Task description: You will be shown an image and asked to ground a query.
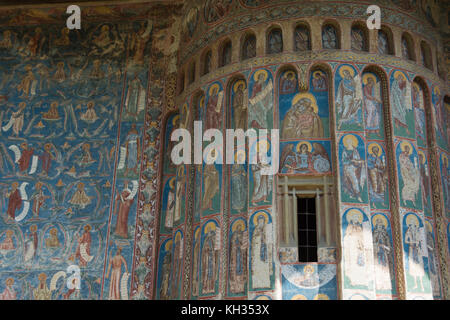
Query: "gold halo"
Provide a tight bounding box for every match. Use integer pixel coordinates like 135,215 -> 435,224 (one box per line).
175,231 -> 182,242
233,80 -> 246,93
313,71 -> 323,79
168,177 -> 175,189
165,239 -> 173,251
418,150 -> 426,164
303,264 -> 315,274
362,73 -> 377,85
206,149 -> 219,163
172,115 -> 180,126
406,213 -> 419,227
400,141 -> 413,156
255,295 -> 270,300
394,70 -> 406,81
338,65 -> 355,78
346,209 -> 363,224
30,225 -> 37,232
372,214 -> 388,228
291,92 -> 319,113
253,211 -> 269,226
5,230 -> 13,237
291,294 -> 308,300
313,294 -> 330,300
424,220 -> 432,233
284,71 -> 296,79
433,86 -> 440,96
204,221 -> 217,234
296,141 -> 312,153
368,142 -> 382,156
253,69 -> 268,82
231,219 -> 245,232
209,83 -> 220,96
342,134 -> 358,149
234,149 -> 246,162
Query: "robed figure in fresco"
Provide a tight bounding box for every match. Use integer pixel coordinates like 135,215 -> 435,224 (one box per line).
367,144 -> 387,203
69,182 -> 91,209
363,75 -> 381,134
6,182 -> 21,220
201,228 -> 218,294
0,278 -> 16,300
231,152 -> 247,211
404,216 -> 425,291
159,247 -> 172,300
3,102 -> 27,137
399,144 -> 420,206
106,247 -> 128,300
281,95 -> 323,139
202,164 -> 219,211
251,162 -> 273,204
391,72 -> 412,134
205,86 -> 223,130
174,167 -> 186,222
114,187 -> 134,238
249,71 -> 273,129
125,75 -> 146,118
372,216 -> 393,291
170,235 -> 182,299
123,124 -> 140,176
251,215 -> 272,289
233,82 -> 248,130
229,223 -> 247,294
336,67 -> 363,129
75,224 -> 92,267
343,211 -> 369,287
342,136 -> 366,202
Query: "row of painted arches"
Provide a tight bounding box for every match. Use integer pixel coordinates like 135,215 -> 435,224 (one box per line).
179,21 -> 435,94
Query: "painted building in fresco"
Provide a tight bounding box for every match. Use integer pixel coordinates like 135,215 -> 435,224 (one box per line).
0,0 -> 448,300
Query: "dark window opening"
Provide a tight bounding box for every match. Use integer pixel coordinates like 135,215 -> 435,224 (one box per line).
297,197 -> 318,262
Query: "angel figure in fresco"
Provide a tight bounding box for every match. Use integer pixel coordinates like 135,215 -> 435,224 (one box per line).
336,67 -> 363,129
201,228 -> 218,294
251,214 -> 272,289
342,135 -> 366,202
233,81 -> 248,130
229,223 -> 247,294
372,216 -> 393,291
367,144 -> 387,203
106,247 -> 128,300
73,224 -> 92,267
205,85 -> 223,130
114,186 -> 135,238
399,143 -> 420,206
404,215 -> 425,291
2,102 -> 27,137
391,72 -> 412,134
363,74 -> 381,135
249,70 -> 273,129
0,278 -> 16,300
343,210 -> 369,287
69,182 -> 91,209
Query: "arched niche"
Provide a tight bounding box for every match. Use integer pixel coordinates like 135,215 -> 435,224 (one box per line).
351,21 -> 369,52
241,31 -> 257,61
266,26 -> 283,54
293,22 -> 311,52
321,20 -> 341,50
401,32 -> 416,61
378,26 -> 394,55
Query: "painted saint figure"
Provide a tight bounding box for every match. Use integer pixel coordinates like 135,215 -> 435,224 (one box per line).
202,164 -> 219,211
367,144 -> 387,204
336,67 -> 363,129
123,124 -> 140,176
281,95 -> 323,139
106,247 -> 128,300
342,135 -> 366,202
6,182 -> 21,220
399,143 -> 420,206
372,216 -> 393,291
231,151 -> 247,211
233,82 -> 247,130
18,142 -> 34,175
251,214 -> 272,289
205,85 -> 223,130
0,278 -> 16,300
404,216 -> 425,291
30,181 -> 48,218
201,228 -> 218,294
363,74 -> 381,134
69,182 -> 91,209
3,102 -> 27,137
74,224 -> 92,267
114,187 -> 134,238
391,72 -> 412,134
229,223 -> 247,294
249,70 -> 273,129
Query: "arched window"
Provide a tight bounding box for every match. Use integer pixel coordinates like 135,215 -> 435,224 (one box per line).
267,27 -> 283,54
189,62 -> 196,84
420,41 -> 433,70
401,33 -> 415,61
351,23 -> 368,51
241,33 -> 256,60
378,27 -> 393,55
322,23 -> 339,49
202,50 -> 212,76
294,23 -> 311,51
220,40 -> 232,67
